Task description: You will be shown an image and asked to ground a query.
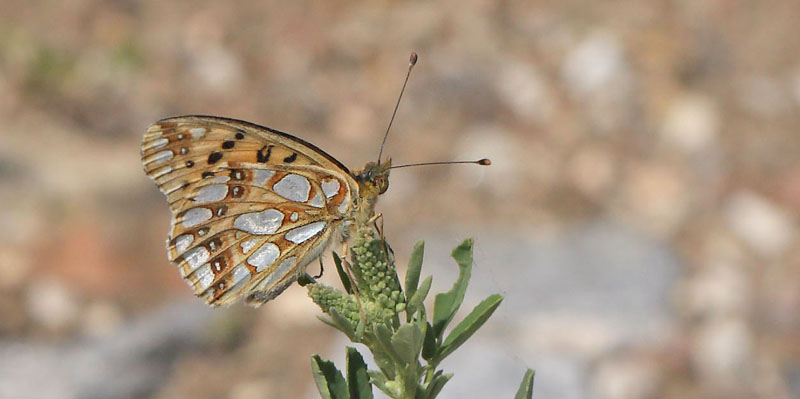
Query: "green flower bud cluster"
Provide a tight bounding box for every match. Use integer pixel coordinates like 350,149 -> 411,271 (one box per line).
350,227 -> 406,320
307,283 -> 361,327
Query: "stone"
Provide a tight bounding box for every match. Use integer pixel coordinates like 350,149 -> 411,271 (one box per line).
724,191 -> 794,257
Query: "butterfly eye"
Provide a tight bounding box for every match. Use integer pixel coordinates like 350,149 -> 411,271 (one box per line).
375,176 -> 389,194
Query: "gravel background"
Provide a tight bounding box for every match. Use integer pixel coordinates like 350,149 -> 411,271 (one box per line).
1,1 -> 799,398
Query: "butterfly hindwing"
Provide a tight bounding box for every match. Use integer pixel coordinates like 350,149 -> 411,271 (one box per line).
142,116 -> 357,306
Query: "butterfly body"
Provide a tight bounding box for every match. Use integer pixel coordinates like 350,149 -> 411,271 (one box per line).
142,115 -> 389,306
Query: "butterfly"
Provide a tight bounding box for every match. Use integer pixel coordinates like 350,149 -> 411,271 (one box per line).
141,53 -> 489,307
141,115 -> 393,307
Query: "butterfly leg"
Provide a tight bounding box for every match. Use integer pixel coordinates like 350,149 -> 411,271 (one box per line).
313,256 -> 325,279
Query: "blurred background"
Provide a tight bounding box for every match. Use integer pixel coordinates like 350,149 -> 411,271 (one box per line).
1,1 -> 799,398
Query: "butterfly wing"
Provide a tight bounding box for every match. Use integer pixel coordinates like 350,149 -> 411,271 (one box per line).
142,115 -> 358,306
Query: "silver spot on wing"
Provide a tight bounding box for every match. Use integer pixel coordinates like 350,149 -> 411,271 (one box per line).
273,174 -> 310,202
285,221 -> 326,244
247,243 -> 280,272
233,209 -> 284,235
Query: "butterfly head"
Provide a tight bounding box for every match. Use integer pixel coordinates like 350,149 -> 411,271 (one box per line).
354,159 -> 391,196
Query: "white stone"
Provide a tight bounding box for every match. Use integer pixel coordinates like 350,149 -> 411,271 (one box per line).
724,191 -> 793,257
285,221 -> 326,244
691,318 -> 753,388
26,278 -> 78,332
562,32 -> 627,98
592,356 -> 660,399
233,209 -> 284,235
661,93 -> 719,152
247,243 -> 280,272
273,174 -> 310,202
182,207 -> 212,228
497,61 -> 553,123
684,262 -> 750,318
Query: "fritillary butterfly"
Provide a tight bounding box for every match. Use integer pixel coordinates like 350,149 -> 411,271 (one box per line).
141,54 -> 488,307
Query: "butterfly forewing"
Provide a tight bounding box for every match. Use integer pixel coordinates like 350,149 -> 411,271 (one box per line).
142,116 -> 357,306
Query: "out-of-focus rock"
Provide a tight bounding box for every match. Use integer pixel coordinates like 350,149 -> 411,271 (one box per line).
619,161 -> 690,237
682,262 -> 751,318
562,32 -> 628,99
736,76 -> 791,118
691,317 -> 754,391
26,278 -> 80,333
561,32 -> 634,132
0,301 -> 213,399
452,125 -> 530,197
496,60 -> 553,124
724,191 -> 794,257
81,301 -> 124,338
568,144 -> 616,199
592,354 -> 661,399
229,379 -> 274,399
0,248 -> 31,290
189,45 -> 244,93
661,93 -> 719,152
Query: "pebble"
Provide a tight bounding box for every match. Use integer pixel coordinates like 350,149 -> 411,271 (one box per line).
661,93 -> 719,152
592,354 -> 661,399
496,60 -> 553,124
724,191 -> 794,257
26,278 -> 79,333
691,317 -> 754,390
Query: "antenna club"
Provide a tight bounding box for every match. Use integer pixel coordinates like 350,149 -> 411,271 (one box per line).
478,158 -> 491,166
409,52 -> 418,67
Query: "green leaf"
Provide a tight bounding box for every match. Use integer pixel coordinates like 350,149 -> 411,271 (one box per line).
367,370 -> 393,397
329,308 -> 356,341
391,323 -> 423,366
297,273 -> 315,286
432,239 -> 474,339
405,241 -> 425,302
371,349 -> 396,380
346,347 -> 373,399
438,294 -> 503,360
406,276 -> 432,317
311,355 -> 349,399
421,321 -> 437,361
333,252 -> 353,294
514,369 -> 535,399
374,324 -> 401,364
424,373 -> 452,399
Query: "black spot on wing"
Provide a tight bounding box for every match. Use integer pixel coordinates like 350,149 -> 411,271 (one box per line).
283,153 -> 297,163
257,145 -> 272,163
208,152 -> 223,164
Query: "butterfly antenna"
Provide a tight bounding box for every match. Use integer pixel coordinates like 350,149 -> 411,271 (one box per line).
377,52 -> 418,165
390,158 -> 492,169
